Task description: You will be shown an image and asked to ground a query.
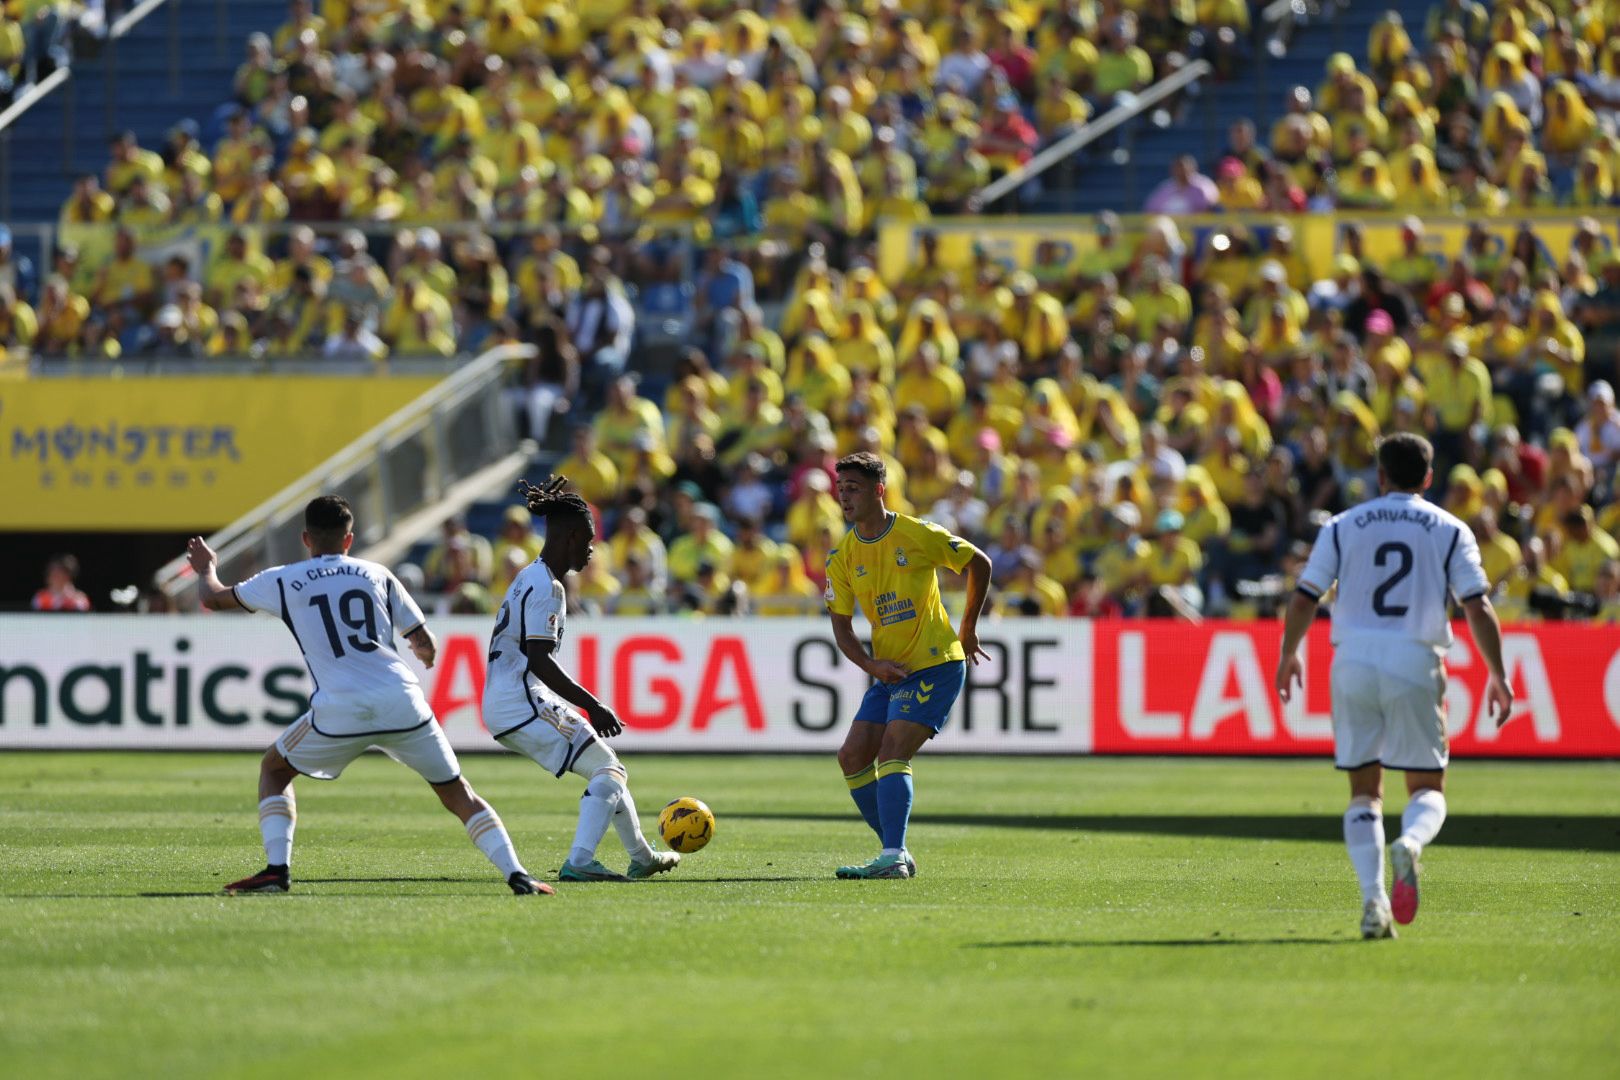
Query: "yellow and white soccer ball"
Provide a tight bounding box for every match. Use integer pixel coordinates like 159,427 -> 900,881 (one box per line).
659,797 -> 715,853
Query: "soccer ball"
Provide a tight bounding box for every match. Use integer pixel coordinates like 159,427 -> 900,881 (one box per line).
659,797 -> 715,853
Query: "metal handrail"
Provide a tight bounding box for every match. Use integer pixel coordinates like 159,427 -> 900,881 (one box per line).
152,341 -> 533,604
0,0 -> 174,135
970,60 -> 1213,211
0,67 -> 68,134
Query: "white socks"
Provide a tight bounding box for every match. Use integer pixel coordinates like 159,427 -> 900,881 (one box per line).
1343,796 -> 1386,904
569,770 -> 623,866
568,769 -> 655,865
465,809 -> 525,878
258,795 -> 294,867
1401,788 -> 1447,851
610,782 -> 655,864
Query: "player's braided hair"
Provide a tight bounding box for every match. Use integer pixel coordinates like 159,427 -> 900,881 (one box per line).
518,476 -> 592,529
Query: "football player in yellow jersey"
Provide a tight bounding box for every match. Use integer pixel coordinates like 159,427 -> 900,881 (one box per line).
825,453 -> 991,880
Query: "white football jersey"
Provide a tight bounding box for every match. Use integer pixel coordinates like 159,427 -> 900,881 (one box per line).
235,554 -> 432,736
483,558 -> 568,738
1298,492 -> 1490,653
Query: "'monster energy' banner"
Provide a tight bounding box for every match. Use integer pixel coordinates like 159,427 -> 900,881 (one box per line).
1,617 -> 1616,757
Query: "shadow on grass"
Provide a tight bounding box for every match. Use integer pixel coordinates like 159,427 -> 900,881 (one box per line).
968,937 -> 1352,948
727,812 -> 1620,852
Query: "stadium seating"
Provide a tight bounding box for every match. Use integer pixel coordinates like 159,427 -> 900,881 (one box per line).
1,0 -> 1617,622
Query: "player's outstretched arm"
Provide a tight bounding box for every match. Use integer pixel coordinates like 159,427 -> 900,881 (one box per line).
1274,590 -> 1319,703
1462,595 -> 1515,728
959,548 -> 993,664
525,640 -> 623,737
185,537 -> 244,612
831,612 -> 907,684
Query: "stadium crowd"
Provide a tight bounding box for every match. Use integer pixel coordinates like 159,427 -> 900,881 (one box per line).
3,0 -> 1619,623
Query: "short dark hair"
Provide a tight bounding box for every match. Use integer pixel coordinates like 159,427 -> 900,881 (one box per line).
1377,433 -> 1433,490
304,495 -> 355,541
835,452 -> 886,484
47,554 -> 80,580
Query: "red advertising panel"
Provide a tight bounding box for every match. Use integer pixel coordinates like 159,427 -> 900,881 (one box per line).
1090,620 -> 1620,758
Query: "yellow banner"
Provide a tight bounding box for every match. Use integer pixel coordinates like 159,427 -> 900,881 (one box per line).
878,212 -> 1609,287
1,375 -> 439,530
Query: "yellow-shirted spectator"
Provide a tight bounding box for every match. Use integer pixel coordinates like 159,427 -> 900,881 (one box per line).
1393,149 -> 1452,211
893,341 -> 966,429
104,131 -> 164,198
985,352 -> 1030,415
665,376 -> 722,456
786,470 -> 844,551
720,344 -> 784,418
785,333 -> 853,418
643,157 -> 715,233
727,519 -> 781,591
843,265 -> 898,330
60,174 -> 116,225
1554,508 -> 1620,593
1472,509 -> 1522,588
214,113 -> 268,204
1128,261 -> 1192,339
89,227 -> 155,312
204,229 -> 272,308
999,551 -> 1070,618
33,276 -> 89,356
1002,273 -> 1068,365
269,226 -> 332,295
1143,510 -> 1204,593
231,166 -> 290,224
593,376 -> 665,478
1425,337 -> 1492,434
394,230 -> 457,301
555,426 -> 621,509
667,507 -> 735,585
0,285 -> 38,353
753,551 -> 821,616
272,0 -> 325,55
1336,150 -> 1396,209
380,279 -> 455,357
833,303 -> 896,384
1214,157 -> 1266,209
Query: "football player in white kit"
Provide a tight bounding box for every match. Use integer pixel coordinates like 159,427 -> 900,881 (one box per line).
1276,434 -> 1514,939
187,495 -> 552,896
483,477 -> 679,883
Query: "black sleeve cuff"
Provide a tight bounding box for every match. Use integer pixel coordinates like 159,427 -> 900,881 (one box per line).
1295,585 -> 1323,601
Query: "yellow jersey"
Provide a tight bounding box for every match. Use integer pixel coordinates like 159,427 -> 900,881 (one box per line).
825,513 -> 977,672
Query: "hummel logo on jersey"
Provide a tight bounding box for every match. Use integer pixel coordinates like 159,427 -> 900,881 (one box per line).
916,679 -> 935,704
948,539 -> 961,551
895,548 -> 908,567
919,680 -> 935,693
855,565 -> 868,577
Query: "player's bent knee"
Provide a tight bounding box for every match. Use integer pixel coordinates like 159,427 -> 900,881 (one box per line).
836,744 -> 874,775
569,740 -> 622,782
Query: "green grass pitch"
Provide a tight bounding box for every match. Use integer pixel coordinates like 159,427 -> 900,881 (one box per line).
2,752 -> 1617,1079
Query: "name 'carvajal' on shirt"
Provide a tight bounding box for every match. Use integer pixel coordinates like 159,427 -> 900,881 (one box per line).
1350,508 -> 1438,531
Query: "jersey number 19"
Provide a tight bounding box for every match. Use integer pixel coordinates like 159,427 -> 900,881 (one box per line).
310,590 -> 380,657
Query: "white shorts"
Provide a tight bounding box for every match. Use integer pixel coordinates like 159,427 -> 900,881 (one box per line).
492,697 -> 602,778
1330,651 -> 1449,773
276,714 -> 461,785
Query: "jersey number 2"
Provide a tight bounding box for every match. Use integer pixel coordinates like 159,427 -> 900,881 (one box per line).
310,590 -> 380,657
1372,542 -> 1413,617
